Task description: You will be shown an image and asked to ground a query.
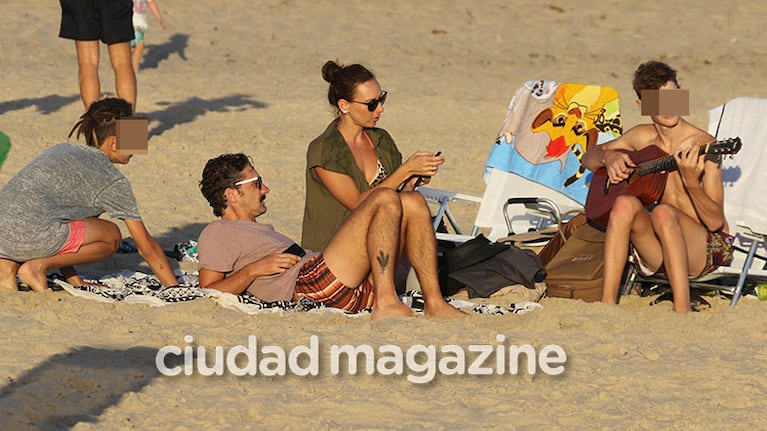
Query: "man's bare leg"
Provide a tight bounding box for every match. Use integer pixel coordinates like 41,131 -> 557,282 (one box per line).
107,42 -> 137,110
398,192 -> 465,318
75,41 -> 101,110
17,219 -> 121,292
0,259 -> 20,291
324,189 -> 414,320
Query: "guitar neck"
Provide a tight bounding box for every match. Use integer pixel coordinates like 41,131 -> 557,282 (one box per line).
637,142 -> 715,177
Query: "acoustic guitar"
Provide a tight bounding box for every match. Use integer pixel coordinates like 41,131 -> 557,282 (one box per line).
584,137 -> 742,228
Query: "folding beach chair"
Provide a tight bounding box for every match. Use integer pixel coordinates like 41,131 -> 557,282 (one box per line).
704,97 -> 767,305
620,97 -> 767,306
419,80 -> 623,245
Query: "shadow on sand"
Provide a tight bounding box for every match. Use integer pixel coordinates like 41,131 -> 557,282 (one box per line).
0,346 -> 176,431
146,94 -> 267,138
0,94 -> 81,116
0,92 -> 266,141
141,33 -> 190,70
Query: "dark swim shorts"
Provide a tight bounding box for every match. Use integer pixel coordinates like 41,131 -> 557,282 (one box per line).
59,0 -> 134,44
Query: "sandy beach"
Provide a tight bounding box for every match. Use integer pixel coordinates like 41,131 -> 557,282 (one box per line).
1,1 -> 766,429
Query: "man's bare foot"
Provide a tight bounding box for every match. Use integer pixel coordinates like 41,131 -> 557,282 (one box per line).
425,300 -> 468,319
17,260 -> 50,292
370,301 -> 415,321
0,259 -> 20,291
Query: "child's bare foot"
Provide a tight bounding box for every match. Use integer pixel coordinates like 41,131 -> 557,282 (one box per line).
371,301 -> 415,321
0,259 -> 20,291
17,260 -> 50,292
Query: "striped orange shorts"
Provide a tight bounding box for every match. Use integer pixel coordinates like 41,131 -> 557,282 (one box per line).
294,254 -> 375,312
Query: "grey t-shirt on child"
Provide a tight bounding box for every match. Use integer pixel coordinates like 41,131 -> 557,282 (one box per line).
0,143 -> 141,261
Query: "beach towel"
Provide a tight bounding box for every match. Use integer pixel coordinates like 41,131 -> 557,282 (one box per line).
485,80 -> 622,204
710,97 -> 767,235
51,271 -> 542,316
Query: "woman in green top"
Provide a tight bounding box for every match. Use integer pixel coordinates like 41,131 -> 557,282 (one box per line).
302,60 -> 444,251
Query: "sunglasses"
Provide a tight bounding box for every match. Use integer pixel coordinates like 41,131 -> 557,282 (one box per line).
351,91 -> 387,112
234,175 -> 262,189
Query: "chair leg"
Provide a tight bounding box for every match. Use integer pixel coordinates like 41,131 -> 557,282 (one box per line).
619,262 -> 638,298
730,240 -> 760,306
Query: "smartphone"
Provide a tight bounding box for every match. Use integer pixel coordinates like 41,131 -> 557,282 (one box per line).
283,243 -> 306,257
413,151 -> 442,189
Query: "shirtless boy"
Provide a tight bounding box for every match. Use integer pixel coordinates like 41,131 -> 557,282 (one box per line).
581,61 -> 732,313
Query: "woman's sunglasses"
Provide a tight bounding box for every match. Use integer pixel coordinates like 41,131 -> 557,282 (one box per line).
351,91 -> 387,112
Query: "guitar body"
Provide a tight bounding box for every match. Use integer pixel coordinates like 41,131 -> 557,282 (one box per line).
585,145 -> 670,228
584,137 -> 741,228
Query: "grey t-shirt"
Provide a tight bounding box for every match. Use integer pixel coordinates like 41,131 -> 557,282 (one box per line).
0,143 -> 141,261
197,219 -> 319,302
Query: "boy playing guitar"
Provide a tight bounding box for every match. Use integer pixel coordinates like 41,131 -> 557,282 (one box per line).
580,61 -> 733,313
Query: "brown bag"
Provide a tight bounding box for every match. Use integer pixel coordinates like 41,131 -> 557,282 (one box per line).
539,214 -> 606,302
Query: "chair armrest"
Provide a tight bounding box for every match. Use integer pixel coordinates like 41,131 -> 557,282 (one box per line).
417,187 -> 482,205
737,221 -> 767,238
417,187 -> 482,234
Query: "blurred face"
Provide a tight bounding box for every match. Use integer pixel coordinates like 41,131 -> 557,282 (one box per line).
346,79 -> 386,128
645,80 -> 682,128
232,165 -> 270,219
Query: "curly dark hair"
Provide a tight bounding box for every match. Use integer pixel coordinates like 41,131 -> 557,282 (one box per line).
68,98 -> 133,147
200,153 -> 253,217
632,61 -> 679,99
322,60 -> 376,113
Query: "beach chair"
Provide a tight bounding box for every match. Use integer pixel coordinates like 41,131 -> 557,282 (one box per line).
419,80 -> 622,246
621,97 -> 767,306
704,97 -> 767,305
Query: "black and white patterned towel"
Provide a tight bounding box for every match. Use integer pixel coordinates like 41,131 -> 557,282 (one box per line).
56,271 -> 541,316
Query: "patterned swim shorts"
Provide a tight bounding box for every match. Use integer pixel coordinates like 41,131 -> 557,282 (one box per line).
633,230 -> 734,277
699,230 -> 734,276
294,254 -> 375,312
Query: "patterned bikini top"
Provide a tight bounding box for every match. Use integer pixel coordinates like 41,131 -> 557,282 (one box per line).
368,159 -> 388,187
362,131 -> 388,187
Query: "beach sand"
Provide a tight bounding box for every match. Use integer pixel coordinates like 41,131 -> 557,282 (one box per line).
1,1 -> 766,429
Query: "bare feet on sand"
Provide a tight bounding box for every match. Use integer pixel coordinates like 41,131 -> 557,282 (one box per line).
371,301 -> 415,321
425,301 -> 468,319
16,260 -> 50,292
371,300 -> 467,320
0,259 -> 20,291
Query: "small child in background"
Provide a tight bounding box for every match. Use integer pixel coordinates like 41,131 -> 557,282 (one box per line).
131,0 -> 167,73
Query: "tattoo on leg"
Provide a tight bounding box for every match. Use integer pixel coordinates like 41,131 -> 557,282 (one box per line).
376,251 -> 390,273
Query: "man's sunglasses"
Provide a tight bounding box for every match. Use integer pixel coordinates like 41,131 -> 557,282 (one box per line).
351,91 -> 387,112
234,175 -> 262,189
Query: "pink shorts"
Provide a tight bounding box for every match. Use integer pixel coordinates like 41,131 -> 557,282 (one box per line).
56,220 -> 85,255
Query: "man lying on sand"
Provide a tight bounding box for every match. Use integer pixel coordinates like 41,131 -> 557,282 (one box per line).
0,98 -> 179,292
197,153 -> 464,320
